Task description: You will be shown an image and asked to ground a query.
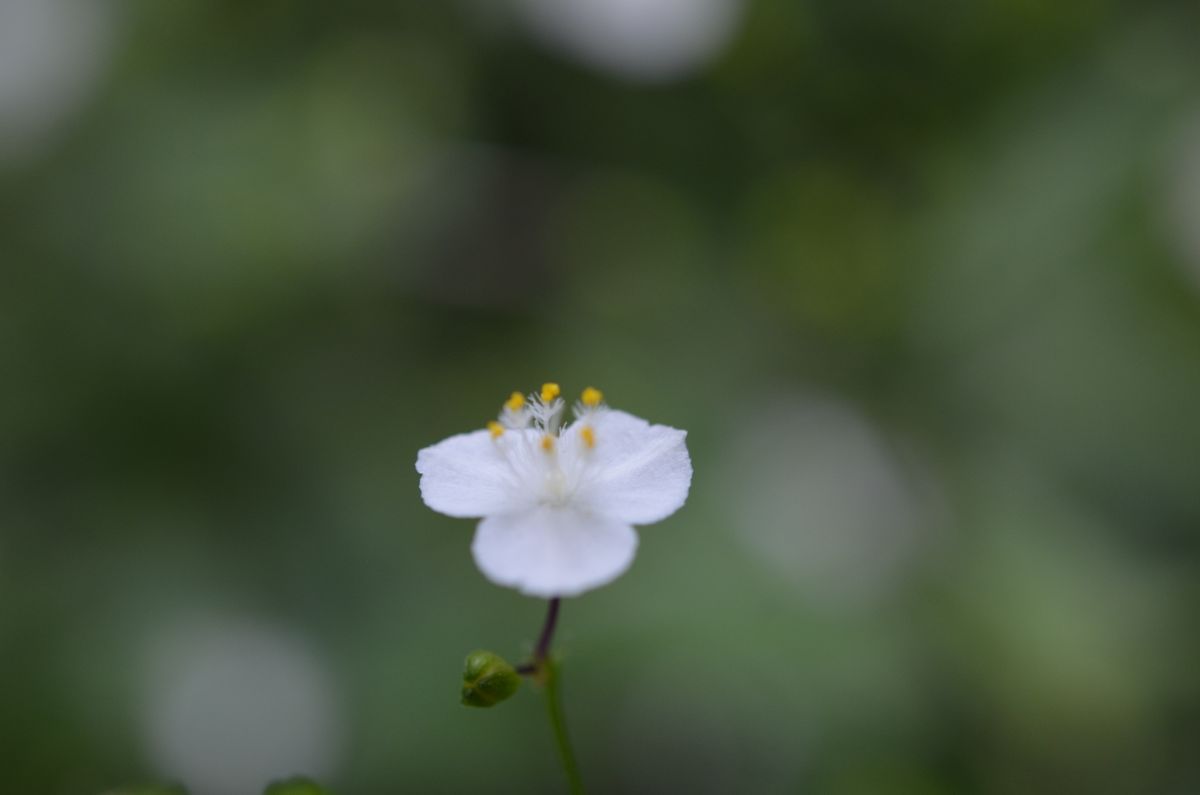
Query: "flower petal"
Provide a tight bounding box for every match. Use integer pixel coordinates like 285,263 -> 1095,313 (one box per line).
416,430 -> 531,518
471,508 -> 638,597
572,410 -> 692,524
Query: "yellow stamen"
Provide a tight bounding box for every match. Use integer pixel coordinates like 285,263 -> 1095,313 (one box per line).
580,425 -> 596,449
540,382 -> 561,402
504,391 -> 525,412
487,420 -> 504,438
581,386 -> 603,407
540,434 -> 555,452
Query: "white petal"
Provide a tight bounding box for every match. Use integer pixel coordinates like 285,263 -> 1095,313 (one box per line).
471,508 -> 638,597
571,410 -> 692,524
416,430 -> 530,518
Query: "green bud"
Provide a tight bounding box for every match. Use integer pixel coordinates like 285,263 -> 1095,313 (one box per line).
461,649 -> 521,708
263,776 -> 331,795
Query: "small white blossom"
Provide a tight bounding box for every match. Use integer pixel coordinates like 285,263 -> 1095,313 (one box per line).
417,384 -> 692,597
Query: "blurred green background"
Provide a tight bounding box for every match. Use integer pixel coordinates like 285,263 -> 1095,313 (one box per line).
3,0 -> 1200,793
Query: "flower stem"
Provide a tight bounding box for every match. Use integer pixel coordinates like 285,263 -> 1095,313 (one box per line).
543,655 -> 585,795
534,596 -> 561,662
522,598 -> 585,794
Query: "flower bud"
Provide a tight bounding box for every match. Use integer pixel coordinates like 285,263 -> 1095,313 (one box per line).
461,649 -> 521,708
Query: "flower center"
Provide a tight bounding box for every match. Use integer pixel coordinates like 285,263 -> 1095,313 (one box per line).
542,469 -> 571,506
486,383 -> 608,510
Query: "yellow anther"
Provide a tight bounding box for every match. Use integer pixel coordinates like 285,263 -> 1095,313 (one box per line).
540,434 -> 556,452
580,425 -> 596,449
540,382 -> 561,402
581,386 -> 603,407
504,391 -> 525,412
487,420 -> 504,438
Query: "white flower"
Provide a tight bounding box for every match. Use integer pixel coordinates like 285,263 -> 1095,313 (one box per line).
416,384 -> 692,598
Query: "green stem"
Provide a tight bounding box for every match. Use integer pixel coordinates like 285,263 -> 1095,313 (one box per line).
542,656 -> 585,795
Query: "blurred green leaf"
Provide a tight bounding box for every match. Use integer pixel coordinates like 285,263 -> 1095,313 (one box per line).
263,776 -> 331,795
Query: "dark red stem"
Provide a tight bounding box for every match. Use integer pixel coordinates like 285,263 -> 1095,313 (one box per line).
535,597 -> 561,662
517,597 -> 561,675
